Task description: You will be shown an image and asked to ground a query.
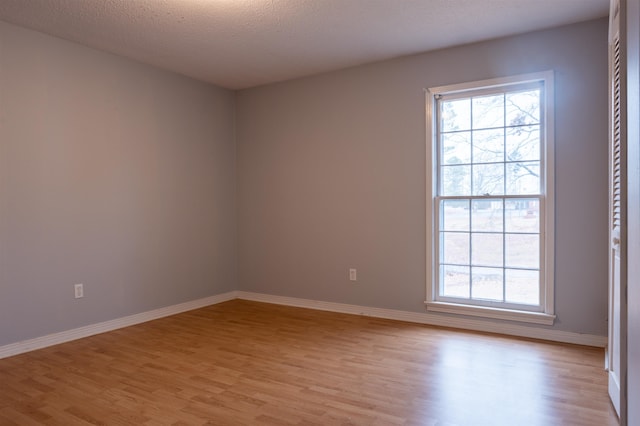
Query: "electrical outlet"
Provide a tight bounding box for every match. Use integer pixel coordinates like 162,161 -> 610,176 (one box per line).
74,283 -> 84,299
349,268 -> 357,281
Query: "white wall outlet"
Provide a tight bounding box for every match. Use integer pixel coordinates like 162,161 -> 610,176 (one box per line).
349,268 -> 357,281
74,283 -> 84,299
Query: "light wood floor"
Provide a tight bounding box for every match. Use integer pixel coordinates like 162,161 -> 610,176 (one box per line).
0,300 -> 618,425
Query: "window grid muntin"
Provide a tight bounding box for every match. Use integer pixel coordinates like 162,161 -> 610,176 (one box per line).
435,81 -> 544,312
436,196 -> 543,310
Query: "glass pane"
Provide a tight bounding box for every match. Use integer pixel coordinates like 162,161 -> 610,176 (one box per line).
442,165 -> 471,196
505,234 -> 539,269
472,94 -> 504,129
442,232 -> 470,265
442,132 -> 471,164
441,199 -> 470,231
506,125 -> 540,162
472,267 -> 503,301
473,163 -> 504,195
505,269 -> 539,305
506,162 -> 540,195
473,129 -> 504,163
472,199 -> 503,232
441,99 -> 471,132
471,233 -> 503,267
441,265 -> 470,298
506,89 -> 540,126
505,199 -> 539,233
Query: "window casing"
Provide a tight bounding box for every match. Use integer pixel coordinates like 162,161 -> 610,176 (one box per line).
426,72 -> 555,325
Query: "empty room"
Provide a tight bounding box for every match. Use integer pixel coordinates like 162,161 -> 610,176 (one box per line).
0,0 -> 638,425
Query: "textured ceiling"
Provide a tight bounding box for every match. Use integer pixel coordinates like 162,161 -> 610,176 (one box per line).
0,0 -> 609,90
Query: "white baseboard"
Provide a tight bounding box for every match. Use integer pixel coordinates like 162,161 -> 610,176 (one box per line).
0,291 -> 237,359
235,291 -> 607,347
0,290 -> 606,359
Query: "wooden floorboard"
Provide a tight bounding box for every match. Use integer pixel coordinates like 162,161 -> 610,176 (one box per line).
0,300 -> 618,425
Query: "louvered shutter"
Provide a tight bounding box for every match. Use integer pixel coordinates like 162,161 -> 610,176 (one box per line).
612,35 -> 622,230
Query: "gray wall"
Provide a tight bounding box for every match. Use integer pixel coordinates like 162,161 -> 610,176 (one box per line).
236,19 -> 610,336
0,17 -> 610,347
0,21 -> 237,346
626,0 -> 639,422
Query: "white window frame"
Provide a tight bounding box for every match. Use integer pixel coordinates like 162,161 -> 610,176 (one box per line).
425,71 -> 556,326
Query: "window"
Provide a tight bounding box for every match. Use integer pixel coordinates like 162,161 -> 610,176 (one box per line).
426,72 -> 555,325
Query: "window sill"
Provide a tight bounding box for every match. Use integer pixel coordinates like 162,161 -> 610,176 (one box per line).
424,301 -> 556,326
